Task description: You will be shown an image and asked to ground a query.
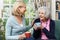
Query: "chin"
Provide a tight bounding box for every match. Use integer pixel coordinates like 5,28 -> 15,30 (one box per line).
40,18 -> 43,20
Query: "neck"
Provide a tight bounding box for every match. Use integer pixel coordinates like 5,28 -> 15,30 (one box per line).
41,18 -> 49,22
15,16 -> 22,20
42,19 -> 47,22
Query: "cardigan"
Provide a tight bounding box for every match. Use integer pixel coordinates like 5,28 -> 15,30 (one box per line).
33,18 -> 56,40
5,16 -> 32,40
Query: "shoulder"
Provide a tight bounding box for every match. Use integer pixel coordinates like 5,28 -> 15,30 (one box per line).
50,19 -> 55,24
34,18 -> 40,23
50,19 -> 55,27
6,16 -> 15,24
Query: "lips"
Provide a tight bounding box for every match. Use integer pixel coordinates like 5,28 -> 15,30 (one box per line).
40,16 -> 43,18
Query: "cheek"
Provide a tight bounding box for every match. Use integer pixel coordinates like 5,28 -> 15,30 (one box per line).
21,9 -> 26,12
19,8 -> 23,11
40,15 -> 45,20
20,8 -> 23,11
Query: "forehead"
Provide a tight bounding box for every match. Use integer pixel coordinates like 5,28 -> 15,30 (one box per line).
39,9 -> 46,13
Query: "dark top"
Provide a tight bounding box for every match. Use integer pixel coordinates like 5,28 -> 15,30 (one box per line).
33,18 -> 56,40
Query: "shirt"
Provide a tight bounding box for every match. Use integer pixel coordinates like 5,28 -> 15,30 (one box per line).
41,19 -> 50,39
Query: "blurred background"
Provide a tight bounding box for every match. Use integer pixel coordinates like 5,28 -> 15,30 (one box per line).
0,0 -> 60,40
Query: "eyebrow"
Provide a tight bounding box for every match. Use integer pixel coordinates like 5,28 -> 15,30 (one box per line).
19,6 -> 26,8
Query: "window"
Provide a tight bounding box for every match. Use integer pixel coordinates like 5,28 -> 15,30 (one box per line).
56,1 -> 60,20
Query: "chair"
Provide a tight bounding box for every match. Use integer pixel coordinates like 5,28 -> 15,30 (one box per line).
55,20 -> 60,40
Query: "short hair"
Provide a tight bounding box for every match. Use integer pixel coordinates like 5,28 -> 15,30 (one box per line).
38,6 -> 51,19
12,1 -> 26,16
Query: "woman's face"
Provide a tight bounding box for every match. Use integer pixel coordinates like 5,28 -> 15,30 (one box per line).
17,3 -> 26,15
39,10 -> 46,21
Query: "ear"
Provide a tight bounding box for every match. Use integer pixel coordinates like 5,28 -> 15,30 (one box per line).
16,8 -> 20,14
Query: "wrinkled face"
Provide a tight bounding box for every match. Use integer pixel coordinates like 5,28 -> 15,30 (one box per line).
39,10 -> 46,21
17,3 -> 26,16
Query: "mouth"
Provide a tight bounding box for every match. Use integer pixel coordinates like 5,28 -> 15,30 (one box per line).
40,16 -> 43,18
23,11 -> 26,13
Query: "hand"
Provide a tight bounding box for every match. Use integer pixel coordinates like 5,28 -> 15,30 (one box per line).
39,25 -> 44,30
25,32 -> 30,33
33,24 -> 38,30
31,20 -> 34,26
19,33 -> 26,40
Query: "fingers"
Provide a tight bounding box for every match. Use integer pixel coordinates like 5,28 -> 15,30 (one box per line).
31,20 -> 34,26
19,35 -> 23,40
39,25 -> 44,30
33,24 -> 37,30
19,33 -> 26,40
22,33 -> 26,38
33,24 -> 44,30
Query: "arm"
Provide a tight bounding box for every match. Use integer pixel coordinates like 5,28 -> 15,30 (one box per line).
25,19 -> 37,34
25,25 -> 32,31
42,21 -> 56,39
33,28 -> 41,39
32,19 -> 41,39
5,19 -> 20,40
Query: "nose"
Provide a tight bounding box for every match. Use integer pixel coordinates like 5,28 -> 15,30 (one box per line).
39,13 -> 41,16
23,7 -> 26,11
24,8 -> 26,11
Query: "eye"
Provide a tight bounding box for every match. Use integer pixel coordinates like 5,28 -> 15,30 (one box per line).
41,13 -> 44,14
19,6 -> 23,8
18,6 -> 26,8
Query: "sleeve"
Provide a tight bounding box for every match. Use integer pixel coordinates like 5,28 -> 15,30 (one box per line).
26,25 -> 33,35
5,19 -> 20,40
24,18 -> 40,31
24,18 -> 33,32
33,18 -> 41,39
25,25 -> 32,31
42,21 -> 56,39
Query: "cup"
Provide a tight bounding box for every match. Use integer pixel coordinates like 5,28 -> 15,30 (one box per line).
35,22 -> 41,27
25,32 -> 31,38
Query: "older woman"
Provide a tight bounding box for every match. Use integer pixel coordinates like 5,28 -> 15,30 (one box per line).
5,1 -> 32,40
33,6 -> 56,40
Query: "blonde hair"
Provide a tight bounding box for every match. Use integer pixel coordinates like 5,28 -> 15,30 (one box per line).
12,1 -> 26,16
